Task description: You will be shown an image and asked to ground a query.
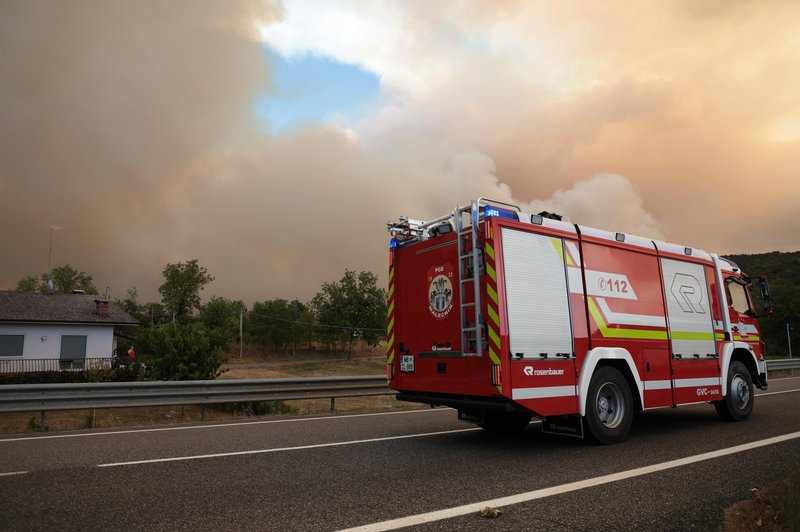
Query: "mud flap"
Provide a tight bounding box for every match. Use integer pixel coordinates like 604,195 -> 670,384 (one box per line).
458,409 -> 484,424
542,415 -> 584,438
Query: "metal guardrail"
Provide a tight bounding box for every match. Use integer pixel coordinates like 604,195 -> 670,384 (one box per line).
0,375 -> 391,414
1,360 -> 794,431
767,358 -> 800,371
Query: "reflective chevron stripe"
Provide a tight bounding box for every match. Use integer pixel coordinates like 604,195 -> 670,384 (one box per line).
386,264 -> 396,383
485,242 -> 502,393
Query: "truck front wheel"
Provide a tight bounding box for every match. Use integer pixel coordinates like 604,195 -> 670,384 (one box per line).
714,361 -> 754,421
584,366 -> 633,444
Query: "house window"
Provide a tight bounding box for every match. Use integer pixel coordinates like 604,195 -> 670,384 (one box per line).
0,335 -> 24,357
60,335 -> 87,370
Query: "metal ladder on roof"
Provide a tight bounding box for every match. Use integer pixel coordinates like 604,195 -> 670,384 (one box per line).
456,201 -> 484,356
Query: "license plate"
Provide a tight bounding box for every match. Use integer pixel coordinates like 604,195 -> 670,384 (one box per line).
400,355 -> 415,372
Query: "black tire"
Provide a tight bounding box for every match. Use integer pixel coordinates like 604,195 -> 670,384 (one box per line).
479,411 -> 532,433
714,361 -> 754,421
584,366 -> 634,445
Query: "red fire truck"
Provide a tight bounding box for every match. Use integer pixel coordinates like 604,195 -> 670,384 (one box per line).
386,199 -> 773,444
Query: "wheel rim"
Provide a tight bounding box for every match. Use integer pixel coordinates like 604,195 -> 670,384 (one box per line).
595,382 -> 625,428
730,374 -> 751,411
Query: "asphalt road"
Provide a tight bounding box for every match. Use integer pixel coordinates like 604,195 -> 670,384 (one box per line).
1,377 -> 799,531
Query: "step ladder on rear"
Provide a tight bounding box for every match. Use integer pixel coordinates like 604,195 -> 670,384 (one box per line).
454,199 -> 521,357
455,202 -> 483,356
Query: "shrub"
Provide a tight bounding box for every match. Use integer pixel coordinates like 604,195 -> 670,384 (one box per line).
139,322 -> 225,380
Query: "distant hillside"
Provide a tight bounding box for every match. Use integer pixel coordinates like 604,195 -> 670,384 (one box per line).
725,251 -> 800,357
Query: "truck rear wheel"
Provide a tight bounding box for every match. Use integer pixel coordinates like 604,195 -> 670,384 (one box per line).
584,366 -> 633,444
714,361 -> 754,421
479,411 -> 532,433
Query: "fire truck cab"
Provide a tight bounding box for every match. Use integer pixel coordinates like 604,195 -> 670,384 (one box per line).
386,199 -> 772,444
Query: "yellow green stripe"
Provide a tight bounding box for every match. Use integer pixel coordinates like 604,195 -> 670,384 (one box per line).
387,300 -> 394,316
487,263 -> 496,282
387,351 -> 394,364
587,298 -> 668,340
670,331 -> 715,341
387,316 -> 394,334
488,326 -> 501,349
488,347 -> 501,366
487,304 -> 499,327
388,284 -> 394,299
387,334 -> 394,351
487,284 -> 498,305
388,267 -> 394,282
712,332 -> 761,342
485,242 -> 495,261
551,238 -> 565,263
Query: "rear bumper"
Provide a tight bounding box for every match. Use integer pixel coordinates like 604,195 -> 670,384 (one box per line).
396,390 -> 530,414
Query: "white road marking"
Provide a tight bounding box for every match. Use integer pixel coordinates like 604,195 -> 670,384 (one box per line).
758,388 -> 800,397
0,471 -> 27,477
340,431 -> 800,532
97,428 -> 480,468
0,408 -> 448,443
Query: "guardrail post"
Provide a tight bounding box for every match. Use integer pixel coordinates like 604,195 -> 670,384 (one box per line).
201,404 -> 206,420
330,398 -> 335,412
39,411 -> 46,432
91,409 -> 96,428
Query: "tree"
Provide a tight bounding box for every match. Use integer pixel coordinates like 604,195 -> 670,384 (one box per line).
48,265 -> 99,294
311,270 -> 387,359
115,287 -> 149,324
158,259 -> 214,321
728,251 -> 800,356
16,276 -> 39,292
143,302 -> 169,326
250,299 -> 294,352
138,322 -> 225,380
15,264 -> 98,294
199,296 -> 245,348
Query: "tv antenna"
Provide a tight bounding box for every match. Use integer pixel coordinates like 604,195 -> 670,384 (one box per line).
48,225 -> 64,273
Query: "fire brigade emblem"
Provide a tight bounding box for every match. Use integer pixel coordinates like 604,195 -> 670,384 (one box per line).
427,263 -> 454,320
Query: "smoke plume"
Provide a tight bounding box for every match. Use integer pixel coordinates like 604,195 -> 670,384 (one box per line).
2,0 -> 798,307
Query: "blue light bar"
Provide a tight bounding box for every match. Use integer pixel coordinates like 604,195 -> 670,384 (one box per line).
483,206 -> 518,221
389,238 -> 401,249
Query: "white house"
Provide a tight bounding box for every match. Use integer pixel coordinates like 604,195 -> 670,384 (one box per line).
0,291 -> 138,372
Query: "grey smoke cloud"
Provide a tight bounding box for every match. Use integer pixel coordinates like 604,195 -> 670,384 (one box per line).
0,1 -> 275,301
2,1 -> 797,307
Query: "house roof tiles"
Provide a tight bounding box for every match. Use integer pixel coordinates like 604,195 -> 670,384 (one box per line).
0,291 -> 139,325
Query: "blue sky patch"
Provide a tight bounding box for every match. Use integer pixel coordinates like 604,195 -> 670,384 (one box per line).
256,47 -> 381,132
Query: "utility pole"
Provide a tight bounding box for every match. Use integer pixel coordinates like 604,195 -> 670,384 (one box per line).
292,298 -> 298,356
788,323 -> 793,358
239,306 -> 244,359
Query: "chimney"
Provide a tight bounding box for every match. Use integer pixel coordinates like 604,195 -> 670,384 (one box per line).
95,300 -> 109,318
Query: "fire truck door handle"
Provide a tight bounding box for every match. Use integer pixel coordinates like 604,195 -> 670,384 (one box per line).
732,326 -> 739,332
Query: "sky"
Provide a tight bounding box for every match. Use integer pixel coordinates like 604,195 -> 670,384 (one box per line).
1,0 -> 798,306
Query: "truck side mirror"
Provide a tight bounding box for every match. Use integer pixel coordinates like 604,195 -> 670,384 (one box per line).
759,277 -> 773,315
